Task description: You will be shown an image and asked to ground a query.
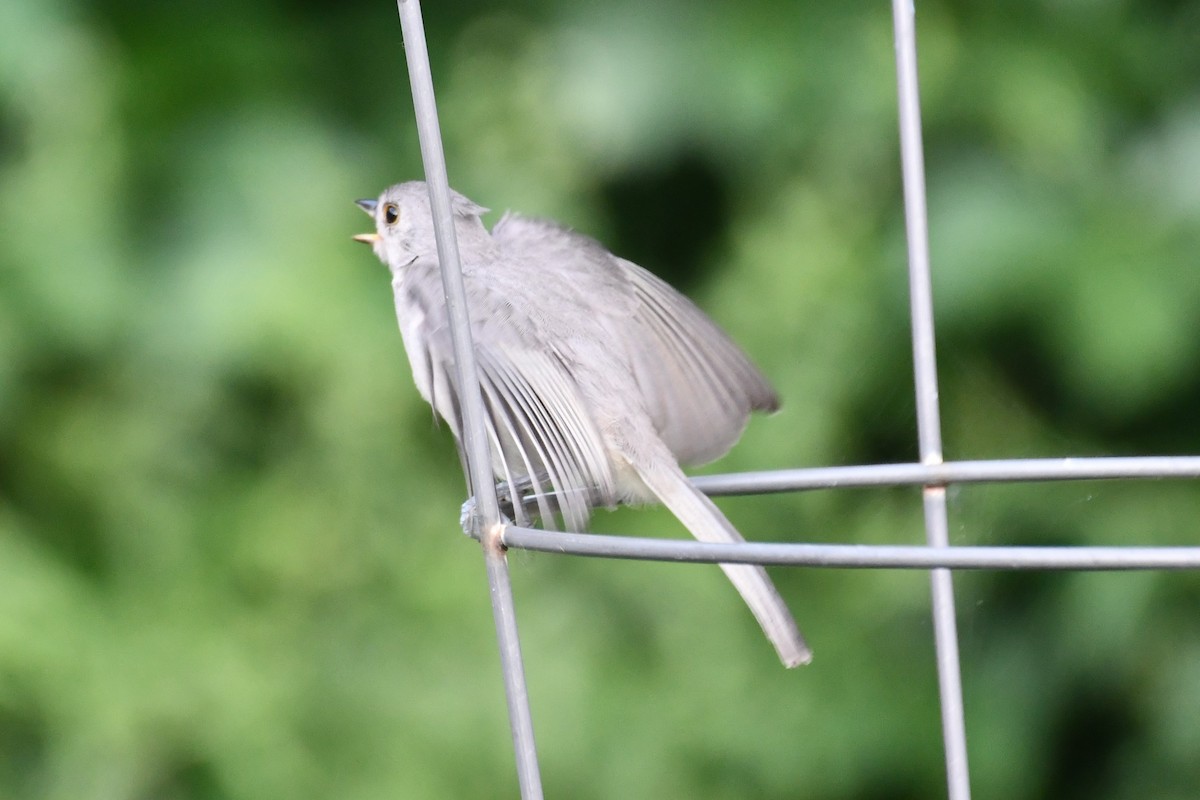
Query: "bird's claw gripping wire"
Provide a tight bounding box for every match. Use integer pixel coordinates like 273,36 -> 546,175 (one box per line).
460,475 -> 563,537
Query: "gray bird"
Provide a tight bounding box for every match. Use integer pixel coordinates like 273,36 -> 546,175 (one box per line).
354,181 -> 810,668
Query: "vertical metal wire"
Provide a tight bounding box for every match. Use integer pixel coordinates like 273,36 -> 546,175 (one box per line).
483,535 -> 545,800
394,0 -> 497,523
394,2 -> 544,797
890,1 -> 972,798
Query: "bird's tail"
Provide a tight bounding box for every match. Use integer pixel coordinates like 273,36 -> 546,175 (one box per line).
634,461 -> 812,668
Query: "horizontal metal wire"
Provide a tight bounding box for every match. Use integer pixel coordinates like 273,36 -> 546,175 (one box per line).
692,456 -> 1200,496
468,456 -> 1200,570
471,456 -> 1200,522
496,526 -> 1200,570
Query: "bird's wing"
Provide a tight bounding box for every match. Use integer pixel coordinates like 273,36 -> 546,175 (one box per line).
617,258 -> 778,465
493,213 -> 779,467
397,257 -> 617,532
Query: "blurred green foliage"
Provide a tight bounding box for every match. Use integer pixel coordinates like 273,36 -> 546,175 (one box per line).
2,0 -> 1199,797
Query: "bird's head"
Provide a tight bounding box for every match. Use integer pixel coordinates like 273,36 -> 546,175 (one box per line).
353,181 -> 488,272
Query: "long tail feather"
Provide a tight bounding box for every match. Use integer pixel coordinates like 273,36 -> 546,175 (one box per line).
634,462 -> 812,668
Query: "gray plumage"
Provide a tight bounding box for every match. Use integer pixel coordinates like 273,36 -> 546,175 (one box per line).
355,181 -> 811,667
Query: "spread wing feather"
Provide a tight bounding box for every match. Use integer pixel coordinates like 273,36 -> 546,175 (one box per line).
494,213 -> 779,466
401,261 -> 616,530
619,259 -> 779,465
477,348 -> 603,531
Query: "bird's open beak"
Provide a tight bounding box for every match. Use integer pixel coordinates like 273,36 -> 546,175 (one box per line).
353,198 -> 380,243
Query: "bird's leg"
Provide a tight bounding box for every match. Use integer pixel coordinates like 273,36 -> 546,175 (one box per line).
460,473 -> 567,534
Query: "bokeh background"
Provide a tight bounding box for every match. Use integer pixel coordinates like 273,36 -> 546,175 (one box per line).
3,0 -> 1200,797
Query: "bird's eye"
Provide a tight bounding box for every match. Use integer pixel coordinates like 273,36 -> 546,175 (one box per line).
384,203 -> 400,225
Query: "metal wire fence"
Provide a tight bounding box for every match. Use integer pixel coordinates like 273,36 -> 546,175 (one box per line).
392,1 -> 1200,798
